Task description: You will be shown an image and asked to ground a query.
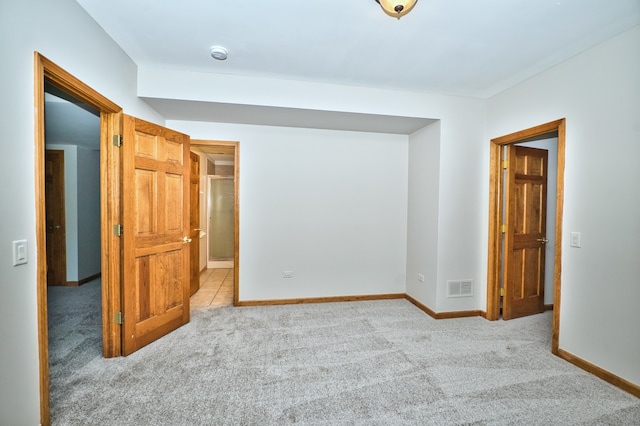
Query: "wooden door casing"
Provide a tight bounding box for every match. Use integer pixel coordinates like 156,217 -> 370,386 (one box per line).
189,151 -> 200,296
45,150 -> 67,286
503,145 -> 548,320
122,115 -> 191,355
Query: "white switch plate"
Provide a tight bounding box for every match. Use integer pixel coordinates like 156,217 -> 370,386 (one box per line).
418,273 -> 425,283
13,240 -> 28,266
283,270 -> 293,278
570,232 -> 581,248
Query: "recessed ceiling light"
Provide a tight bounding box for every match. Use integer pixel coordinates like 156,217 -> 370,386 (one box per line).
210,46 -> 228,61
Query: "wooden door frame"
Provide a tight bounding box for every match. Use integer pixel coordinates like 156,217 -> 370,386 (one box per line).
189,151 -> 201,296
35,52 -> 122,425
485,118 -> 565,354
191,140 -> 240,305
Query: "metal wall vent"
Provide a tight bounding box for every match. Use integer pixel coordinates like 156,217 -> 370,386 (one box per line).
447,280 -> 473,298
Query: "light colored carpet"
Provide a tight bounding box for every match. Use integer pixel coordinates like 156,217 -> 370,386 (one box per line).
48,279 -> 640,425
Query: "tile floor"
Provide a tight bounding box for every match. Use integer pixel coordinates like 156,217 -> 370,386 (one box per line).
190,268 -> 234,307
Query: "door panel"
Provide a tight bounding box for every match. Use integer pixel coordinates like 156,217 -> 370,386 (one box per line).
45,150 -> 67,286
122,115 -> 190,355
189,152 -> 200,296
503,145 -> 548,320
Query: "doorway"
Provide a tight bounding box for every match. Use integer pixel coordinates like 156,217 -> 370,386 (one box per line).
486,119 -> 566,354
35,53 -> 123,425
190,140 -> 240,306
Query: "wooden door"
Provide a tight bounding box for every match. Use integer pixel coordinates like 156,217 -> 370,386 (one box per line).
45,150 -> 67,286
503,145 -> 548,320
122,115 -> 191,355
189,151 -> 201,296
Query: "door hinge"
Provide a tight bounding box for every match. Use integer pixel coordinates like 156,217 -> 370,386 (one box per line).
113,134 -> 123,147
113,224 -> 123,237
500,224 -> 507,233
502,160 -> 508,169
115,312 -> 124,325
499,288 -> 505,297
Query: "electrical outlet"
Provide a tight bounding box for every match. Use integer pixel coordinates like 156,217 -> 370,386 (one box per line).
418,273 -> 425,283
283,270 -> 293,278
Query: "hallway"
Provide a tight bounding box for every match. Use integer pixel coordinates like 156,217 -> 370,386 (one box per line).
190,268 -> 234,307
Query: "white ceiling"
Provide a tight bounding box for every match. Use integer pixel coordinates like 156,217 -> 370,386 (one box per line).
73,0 -> 640,133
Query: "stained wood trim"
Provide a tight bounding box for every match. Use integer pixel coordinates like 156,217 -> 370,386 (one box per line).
404,294 -> 485,319
101,112 -> 123,359
556,349 -> 640,398
191,140 -> 240,306
34,52 -> 50,426
485,140 -> 503,321
485,118 -> 565,357
544,304 -> 554,311
552,119 -> 566,355
35,52 -> 123,426
62,272 -> 101,287
490,119 -> 564,145
39,54 -> 120,113
237,293 -> 405,307
79,272 -> 102,286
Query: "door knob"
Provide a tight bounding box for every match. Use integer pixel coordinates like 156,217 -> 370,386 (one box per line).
182,236 -> 192,244
536,238 -> 549,244
193,228 -> 203,232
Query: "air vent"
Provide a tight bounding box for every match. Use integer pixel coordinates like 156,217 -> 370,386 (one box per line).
447,280 -> 473,298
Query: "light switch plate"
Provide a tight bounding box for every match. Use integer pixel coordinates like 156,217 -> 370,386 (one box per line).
13,240 -> 28,266
570,232 -> 581,248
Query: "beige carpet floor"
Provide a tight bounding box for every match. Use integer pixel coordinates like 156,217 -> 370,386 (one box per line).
48,279 -> 640,425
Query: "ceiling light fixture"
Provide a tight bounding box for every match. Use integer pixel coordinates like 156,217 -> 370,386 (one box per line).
210,46 -> 228,61
375,0 -> 418,19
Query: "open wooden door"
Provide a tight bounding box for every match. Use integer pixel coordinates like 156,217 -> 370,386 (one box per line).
189,151 -> 201,296
122,115 -> 191,355
503,145 -> 548,320
45,150 -> 67,286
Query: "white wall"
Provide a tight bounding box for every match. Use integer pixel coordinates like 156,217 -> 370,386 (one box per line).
171,121 -> 409,301
434,102 -> 487,313
487,26 -> 640,386
147,69 -> 486,311
406,121 -> 441,306
0,0 -> 163,422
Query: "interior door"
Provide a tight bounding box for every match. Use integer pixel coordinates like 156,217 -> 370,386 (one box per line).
189,151 -> 201,296
503,145 -> 548,320
45,150 -> 67,286
122,115 -> 191,355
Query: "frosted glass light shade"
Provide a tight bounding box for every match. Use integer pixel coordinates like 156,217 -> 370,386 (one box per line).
376,0 -> 418,19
